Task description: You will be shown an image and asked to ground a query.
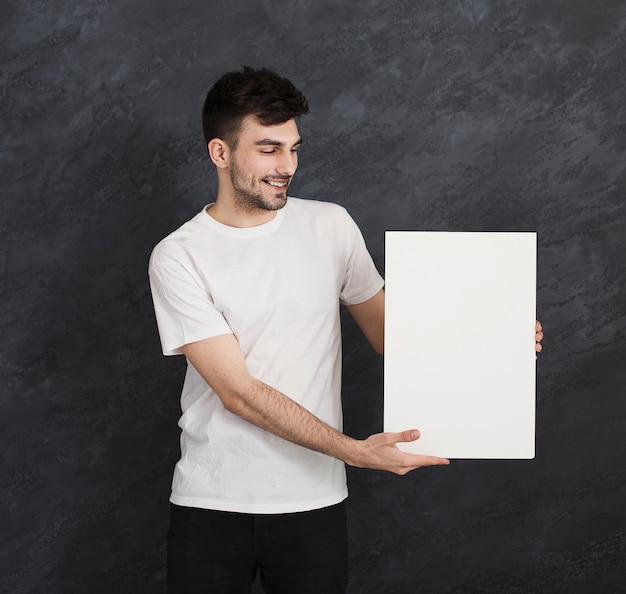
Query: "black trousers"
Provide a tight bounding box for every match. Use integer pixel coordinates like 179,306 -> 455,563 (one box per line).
167,501 -> 349,594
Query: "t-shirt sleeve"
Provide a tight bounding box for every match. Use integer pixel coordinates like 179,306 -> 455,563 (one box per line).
148,247 -> 232,356
338,210 -> 385,306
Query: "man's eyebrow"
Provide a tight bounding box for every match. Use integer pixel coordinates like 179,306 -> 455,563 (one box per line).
254,137 -> 303,147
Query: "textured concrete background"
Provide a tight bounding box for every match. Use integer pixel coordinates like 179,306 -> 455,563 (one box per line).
2,1 -> 625,592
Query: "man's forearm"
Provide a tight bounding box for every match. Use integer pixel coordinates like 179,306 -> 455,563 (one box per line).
224,375 -> 363,466
220,374 -> 448,474
182,334 -> 448,474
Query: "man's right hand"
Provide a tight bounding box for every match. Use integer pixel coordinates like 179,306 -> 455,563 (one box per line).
347,429 -> 450,475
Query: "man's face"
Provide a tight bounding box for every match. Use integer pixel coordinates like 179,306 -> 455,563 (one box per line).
227,116 -> 302,213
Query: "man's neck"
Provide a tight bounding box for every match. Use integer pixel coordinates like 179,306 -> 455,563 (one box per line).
205,198 -> 279,228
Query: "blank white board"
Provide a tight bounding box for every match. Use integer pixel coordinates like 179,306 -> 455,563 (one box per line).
384,232 -> 537,459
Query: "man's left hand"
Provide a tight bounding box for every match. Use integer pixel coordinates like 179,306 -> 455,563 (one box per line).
535,320 -> 544,357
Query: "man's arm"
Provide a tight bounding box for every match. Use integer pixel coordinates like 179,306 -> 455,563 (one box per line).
182,332 -> 449,475
347,289 -> 545,357
345,289 -> 385,355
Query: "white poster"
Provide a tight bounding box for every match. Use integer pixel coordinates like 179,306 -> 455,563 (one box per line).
383,232 -> 537,459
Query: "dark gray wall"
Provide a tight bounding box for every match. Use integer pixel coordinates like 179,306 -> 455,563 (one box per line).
2,1 -> 625,592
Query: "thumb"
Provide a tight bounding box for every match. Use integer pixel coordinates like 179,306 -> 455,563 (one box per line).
396,429 -> 421,443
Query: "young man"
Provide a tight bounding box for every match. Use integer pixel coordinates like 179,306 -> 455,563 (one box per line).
149,67 -> 543,593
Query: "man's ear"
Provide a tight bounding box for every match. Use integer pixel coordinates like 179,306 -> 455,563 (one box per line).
208,138 -> 230,169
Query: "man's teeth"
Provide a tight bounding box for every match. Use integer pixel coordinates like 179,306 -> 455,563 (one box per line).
266,180 -> 287,187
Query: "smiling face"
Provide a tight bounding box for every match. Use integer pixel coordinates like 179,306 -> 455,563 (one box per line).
226,116 -> 302,214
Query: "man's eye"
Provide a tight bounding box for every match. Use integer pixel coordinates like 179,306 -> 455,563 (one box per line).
261,150 -> 276,154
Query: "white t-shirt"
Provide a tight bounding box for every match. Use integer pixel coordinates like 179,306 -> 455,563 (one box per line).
148,197 -> 384,513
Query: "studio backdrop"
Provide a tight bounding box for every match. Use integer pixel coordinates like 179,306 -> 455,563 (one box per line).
2,1 -> 625,592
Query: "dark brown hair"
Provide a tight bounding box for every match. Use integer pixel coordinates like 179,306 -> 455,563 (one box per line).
202,66 -> 309,147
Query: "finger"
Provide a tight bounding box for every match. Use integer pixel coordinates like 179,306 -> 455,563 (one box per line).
418,455 -> 450,466
535,343 -> 542,352
403,453 -> 450,468
536,320 -> 542,332
535,331 -> 544,341
393,429 -> 421,443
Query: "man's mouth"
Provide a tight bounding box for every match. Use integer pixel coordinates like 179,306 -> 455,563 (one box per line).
264,179 -> 289,188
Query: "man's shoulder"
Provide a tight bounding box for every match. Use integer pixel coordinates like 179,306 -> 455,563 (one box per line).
149,208 -> 207,267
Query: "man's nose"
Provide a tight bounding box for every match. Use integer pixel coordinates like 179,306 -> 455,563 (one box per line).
275,151 -> 297,176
